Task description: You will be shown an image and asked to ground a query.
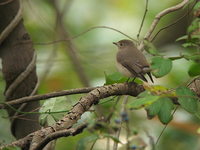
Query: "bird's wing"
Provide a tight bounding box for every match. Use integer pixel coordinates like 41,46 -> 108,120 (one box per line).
116,50 -> 148,82
122,59 -> 143,74
121,62 -> 148,82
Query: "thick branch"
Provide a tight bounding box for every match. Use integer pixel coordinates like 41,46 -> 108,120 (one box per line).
34,123 -> 88,150
0,82 -> 144,150
0,0 -> 40,140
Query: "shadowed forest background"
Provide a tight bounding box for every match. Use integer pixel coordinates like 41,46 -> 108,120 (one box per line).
0,0 -> 200,150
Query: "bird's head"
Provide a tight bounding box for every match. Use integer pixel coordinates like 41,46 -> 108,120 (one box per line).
113,39 -> 135,50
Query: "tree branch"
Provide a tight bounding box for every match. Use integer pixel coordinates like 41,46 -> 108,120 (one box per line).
138,0 -> 189,50
0,82 -> 144,150
151,0 -> 197,42
34,123 -> 88,150
34,25 -> 136,46
0,86 -> 99,109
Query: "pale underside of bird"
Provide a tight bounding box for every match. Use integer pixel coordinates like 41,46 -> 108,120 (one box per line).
113,39 -> 153,83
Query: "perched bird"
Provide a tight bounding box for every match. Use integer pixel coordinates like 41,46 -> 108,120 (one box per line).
113,39 -> 153,83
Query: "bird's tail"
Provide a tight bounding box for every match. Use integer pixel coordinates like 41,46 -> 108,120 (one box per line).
147,72 -> 154,83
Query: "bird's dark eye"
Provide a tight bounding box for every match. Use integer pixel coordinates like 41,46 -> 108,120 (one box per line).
120,43 -> 123,46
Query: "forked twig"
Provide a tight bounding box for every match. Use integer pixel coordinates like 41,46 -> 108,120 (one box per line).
152,0 -> 197,42
138,0 -> 189,51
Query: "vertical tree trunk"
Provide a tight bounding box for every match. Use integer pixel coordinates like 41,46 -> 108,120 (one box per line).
0,0 -> 40,141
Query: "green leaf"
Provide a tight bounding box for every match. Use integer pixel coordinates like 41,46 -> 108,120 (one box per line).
104,72 -> 128,85
144,40 -> 159,55
103,134 -> 122,143
145,85 -> 169,93
188,18 -> 200,33
184,55 -> 200,62
191,35 -> 200,40
176,34 -> 199,43
194,102 -> 200,120
176,87 -> 198,113
128,95 -> 160,109
133,78 -> 144,84
158,97 -> 174,124
137,91 -> 151,98
176,35 -> 188,42
182,42 -> 198,48
146,97 -> 174,124
188,63 -> 200,77
194,1 -> 200,11
151,56 -> 172,78
39,97 -> 69,126
39,114 -> 48,126
146,99 -> 162,119
197,128 -> 200,134
77,134 -> 99,150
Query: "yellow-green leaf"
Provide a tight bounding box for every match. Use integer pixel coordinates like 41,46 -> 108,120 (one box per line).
128,95 -> 160,109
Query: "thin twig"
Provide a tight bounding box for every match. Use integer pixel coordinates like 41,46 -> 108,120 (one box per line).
107,138 -> 110,150
89,139 -> 98,150
0,86 -> 99,109
168,55 -> 184,61
113,95 -> 129,150
151,0 -> 197,42
105,96 -> 121,122
6,105 -> 68,116
146,0 -> 189,41
137,0 -> 149,40
9,105 -> 41,119
155,106 -> 178,145
123,97 -> 130,150
10,116 -> 39,122
144,130 -> 155,150
138,0 -> 189,51
34,25 -> 136,46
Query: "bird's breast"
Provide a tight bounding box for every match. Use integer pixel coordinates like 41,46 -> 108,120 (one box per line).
116,61 -> 133,77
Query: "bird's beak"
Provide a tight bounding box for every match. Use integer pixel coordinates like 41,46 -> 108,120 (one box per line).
113,42 -> 118,46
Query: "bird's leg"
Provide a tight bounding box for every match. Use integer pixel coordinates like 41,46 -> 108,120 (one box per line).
126,77 -> 136,83
131,77 -> 136,82
126,78 -> 130,83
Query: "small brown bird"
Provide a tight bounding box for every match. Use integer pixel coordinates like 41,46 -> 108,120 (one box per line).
113,39 -> 153,83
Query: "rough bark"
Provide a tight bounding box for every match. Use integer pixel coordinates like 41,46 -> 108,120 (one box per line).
0,0 -> 40,142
